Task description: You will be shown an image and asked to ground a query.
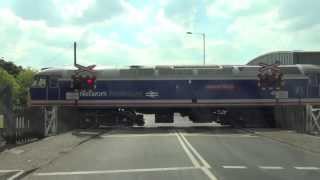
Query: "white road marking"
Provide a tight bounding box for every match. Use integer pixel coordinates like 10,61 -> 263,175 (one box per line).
101,133 -> 176,138
177,132 -> 218,180
175,133 -> 201,167
78,132 -> 100,135
179,132 -> 211,168
0,170 -> 25,180
34,166 -> 199,176
201,167 -> 218,180
222,166 -> 248,169
182,134 -> 257,138
294,167 -> 320,170
259,166 -> 284,170
0,170 -> 22,173
8,170 -> 24,180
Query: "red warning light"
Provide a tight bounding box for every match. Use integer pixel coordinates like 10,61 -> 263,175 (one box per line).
86,76 -> 96,90
87,78 -> 94,85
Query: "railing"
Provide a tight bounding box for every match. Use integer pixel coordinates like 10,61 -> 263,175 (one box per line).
306,105 -> 320,135
3,106 -> 45,144
14,114 -> 35,143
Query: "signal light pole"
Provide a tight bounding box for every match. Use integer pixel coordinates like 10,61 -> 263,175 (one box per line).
74,42 -> 77,66
187,32 -> 206,65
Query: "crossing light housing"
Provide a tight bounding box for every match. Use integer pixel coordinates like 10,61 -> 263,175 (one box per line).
72,75 -> 96,91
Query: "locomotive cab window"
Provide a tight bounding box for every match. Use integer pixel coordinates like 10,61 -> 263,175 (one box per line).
31,76 -> 47,88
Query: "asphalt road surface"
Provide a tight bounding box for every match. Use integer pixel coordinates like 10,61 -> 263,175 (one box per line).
21,125 -> 320,180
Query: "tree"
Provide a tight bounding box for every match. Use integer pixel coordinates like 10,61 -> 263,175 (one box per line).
0,68 -> 20,105
0,58 -> 37,106
0,58 -> 23,77
16,68 -> 37,105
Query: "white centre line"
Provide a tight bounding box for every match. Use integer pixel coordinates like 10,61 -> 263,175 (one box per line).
294,166 -> 320,170
201,167 -> 218,180
34,166 -> 199,176
8,170 -> 24,180
175,133 -> 201,167
259,166 -> 284,170
222,166 -> 248,169
101,133 -> 176,138
179,132 -> 211,168
176,131 -> 218,180
183,134 -> 257,138
0,170 -> 25,180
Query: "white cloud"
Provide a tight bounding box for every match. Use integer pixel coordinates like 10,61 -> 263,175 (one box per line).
72,0 -> 124,25
54,0 -> 93,21
278,0 -> 320,31
120,1 -> 150,25
207,0 -> 251,17
205,0 -> 320,63
11,0 -> 62,26
1,0 -> 320,69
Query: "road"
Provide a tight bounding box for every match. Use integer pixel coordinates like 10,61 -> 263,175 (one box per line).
1,115 -> 319,180
20,126 -> 319,180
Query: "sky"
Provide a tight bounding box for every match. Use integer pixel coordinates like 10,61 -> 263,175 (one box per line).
1,0 -> 320,69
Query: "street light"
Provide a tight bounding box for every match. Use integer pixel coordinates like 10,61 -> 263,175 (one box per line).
186,32 -> 206,65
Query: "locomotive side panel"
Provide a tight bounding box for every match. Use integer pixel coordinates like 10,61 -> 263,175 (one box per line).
30,78 -> 310,107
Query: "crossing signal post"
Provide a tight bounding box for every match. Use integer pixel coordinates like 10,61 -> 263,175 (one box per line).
258,63 -> 284,90
72,75 -> 96,91
72,75 -> 82,90
71,41 -> 97,91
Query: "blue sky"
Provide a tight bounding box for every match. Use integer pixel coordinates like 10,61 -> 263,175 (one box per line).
1,0 -> 320,69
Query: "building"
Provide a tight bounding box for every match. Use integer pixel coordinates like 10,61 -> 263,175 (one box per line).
247,51 -> 320,65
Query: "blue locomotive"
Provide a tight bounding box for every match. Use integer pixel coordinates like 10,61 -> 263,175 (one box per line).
29,64 -> 320,127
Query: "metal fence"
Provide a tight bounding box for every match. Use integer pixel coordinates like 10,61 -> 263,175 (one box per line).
0,85 -> 45,144
10,107 -> 45,144
306,105 -> 320,135
1,84 -> 81,145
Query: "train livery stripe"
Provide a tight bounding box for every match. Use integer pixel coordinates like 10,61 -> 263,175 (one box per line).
29,103 -> 316,107
78,100 -> 192,104
58,76 -> 308,81
30,98 -> 320,107
198,99 -> 276,103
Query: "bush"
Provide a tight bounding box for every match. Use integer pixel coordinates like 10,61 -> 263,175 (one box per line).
0,67 -> 36,106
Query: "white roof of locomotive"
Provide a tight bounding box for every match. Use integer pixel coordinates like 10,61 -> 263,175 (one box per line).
36,64 -> 311,80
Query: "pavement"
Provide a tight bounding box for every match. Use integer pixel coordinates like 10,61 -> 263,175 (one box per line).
0,129 -> 109,180
0,116 -> 319,180
244,128 -> 320,154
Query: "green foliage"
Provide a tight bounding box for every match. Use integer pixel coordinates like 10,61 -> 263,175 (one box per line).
16,68 -> 37,105
0,61 -> 37,106
0,67 -> 20,104
17,68 -> 36,88
0,59 -> 23,77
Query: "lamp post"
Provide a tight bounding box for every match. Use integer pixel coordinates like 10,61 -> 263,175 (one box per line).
187,32 -> 206,65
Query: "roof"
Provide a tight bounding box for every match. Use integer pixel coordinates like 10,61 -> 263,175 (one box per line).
247,51 -> 320,65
